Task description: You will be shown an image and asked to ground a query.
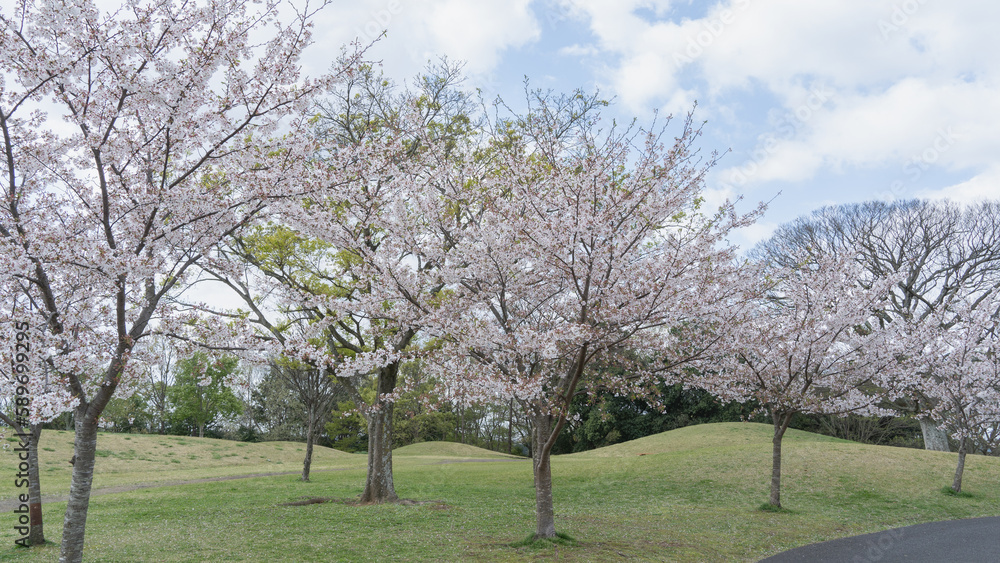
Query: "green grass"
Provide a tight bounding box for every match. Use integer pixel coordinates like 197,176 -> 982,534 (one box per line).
394,440 -> 521,459
0,430 -> 358,501
757,502 -> 793,513
941,486 -> 974,498
510,532 -> 578,549
0,423 -> 997,561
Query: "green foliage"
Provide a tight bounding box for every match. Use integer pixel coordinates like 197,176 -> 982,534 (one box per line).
238,224 -> 344,299
236,425 -> 262,443
390,360 -> 461,448
552,384 -> 757,454
325,401 -> 367,452
788,413 -> 923,449
167,354 -> 244,438
101,394 -> 152,433
250,365 -> 308,442
395,411 -> 457,447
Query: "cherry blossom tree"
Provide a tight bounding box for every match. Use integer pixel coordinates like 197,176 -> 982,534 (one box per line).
197,62 -> 477,502
208,137 -> 456,501
902,296 -> 1000,493
698,253 -> 904,508
427,95 -> 762,539
753,200 -> 1000,451
0,1 -> 360,559
206,221 -> 421,501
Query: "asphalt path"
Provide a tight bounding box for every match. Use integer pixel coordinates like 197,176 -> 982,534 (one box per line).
759,516 -> 1000,563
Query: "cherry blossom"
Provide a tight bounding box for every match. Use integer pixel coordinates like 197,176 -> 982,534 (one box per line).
0,1 -> 360,559
419,94 -> 764,538
899,294 -> 1000,492
696,251 -> 905,508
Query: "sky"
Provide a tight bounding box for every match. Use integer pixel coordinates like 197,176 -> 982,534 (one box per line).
298,0 -> 1000,251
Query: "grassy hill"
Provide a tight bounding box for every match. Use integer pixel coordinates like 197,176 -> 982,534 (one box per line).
0,430 -> 362,500
0,422 -> 996,561
393,441 -> 523,459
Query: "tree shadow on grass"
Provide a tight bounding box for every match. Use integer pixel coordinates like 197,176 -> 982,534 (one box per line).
278,496 -> 449,508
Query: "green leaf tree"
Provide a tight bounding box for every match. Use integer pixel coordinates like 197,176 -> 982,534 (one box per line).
326,400 -> 368,453
168,354 -> 244,438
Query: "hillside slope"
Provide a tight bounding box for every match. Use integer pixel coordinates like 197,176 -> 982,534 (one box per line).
0,422 -> 996,562
394,440 -> 523,459
0,430 -> 363,499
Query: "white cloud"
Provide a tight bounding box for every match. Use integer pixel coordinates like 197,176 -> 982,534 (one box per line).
558,0 -> 694,113
730,220 -> 779,253
718,77 -> 1000,188
559,44 -> 599,57
564,0 -> 1000,197
916,165 -> 1000,203
303,0 -> 541,82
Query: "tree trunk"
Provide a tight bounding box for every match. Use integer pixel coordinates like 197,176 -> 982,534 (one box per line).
951,437 -> 967,493
532,411 -> 557,539
529,344 -> 589,539
2,416 -> 45,547
302,417 -> 315,482
198,423 -> 204,439
60,415 -> 100,563
920,418 -> 951,452
769,412 -> 793,508
359,364 -> 398,504
27,424 -> 44,546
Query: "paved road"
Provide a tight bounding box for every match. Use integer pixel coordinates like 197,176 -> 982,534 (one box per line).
759,516 -> 1000,563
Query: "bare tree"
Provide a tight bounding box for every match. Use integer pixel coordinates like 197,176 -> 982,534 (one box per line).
143,337 -> 175,435
753,200 -> 1000,451
269,360 -> 341,481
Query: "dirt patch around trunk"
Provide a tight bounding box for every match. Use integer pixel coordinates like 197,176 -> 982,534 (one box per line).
278,496 -> 448,508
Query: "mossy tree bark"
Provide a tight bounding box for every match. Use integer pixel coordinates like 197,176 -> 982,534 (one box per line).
529,344 -> 589,539
359,363 -> 399,503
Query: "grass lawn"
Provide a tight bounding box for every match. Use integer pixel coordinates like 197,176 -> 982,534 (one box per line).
0,422 -> 997,561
